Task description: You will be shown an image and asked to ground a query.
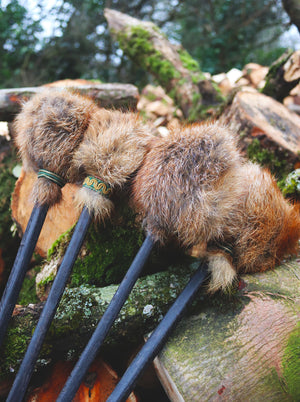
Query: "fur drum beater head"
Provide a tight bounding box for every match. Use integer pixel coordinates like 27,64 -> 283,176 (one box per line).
70,107 -> 153,220
14,89 -> 153,217
133,122 -> 300,292
14,89 -> 96,206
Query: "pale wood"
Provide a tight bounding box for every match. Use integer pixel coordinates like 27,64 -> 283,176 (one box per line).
0,83 -> 139,122
219,90 -> 300,162
155,261 -> 300,401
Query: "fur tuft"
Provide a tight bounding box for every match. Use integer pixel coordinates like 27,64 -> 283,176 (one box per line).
71,108 -> 153,214
32,178 -> 62,207
14,88 -> 95,205
74,187 -> 114,221
133,122 -> 300,292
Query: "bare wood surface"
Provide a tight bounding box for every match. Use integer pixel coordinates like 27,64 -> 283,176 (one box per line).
155,261 -> 300,401
0,83 -> 139,122
220,90 -> 300,163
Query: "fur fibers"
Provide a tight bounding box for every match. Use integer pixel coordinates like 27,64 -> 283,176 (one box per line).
14,89 -> 153,218
14,89 -> 96,206
71,107 -> 153,220
132,122 -> 300,292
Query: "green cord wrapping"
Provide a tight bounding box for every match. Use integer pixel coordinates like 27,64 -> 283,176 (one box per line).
82,176 -> 112,198
37,169 -> 66,188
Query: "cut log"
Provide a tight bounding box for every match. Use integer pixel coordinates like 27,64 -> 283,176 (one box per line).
219,90 -> 300,170
262,50 -> 300,102
11,169 -> 80,257
154,261 -> 300,401
0,83 -> 139,122
26,358 -> 137,402
104,8 -> 223,119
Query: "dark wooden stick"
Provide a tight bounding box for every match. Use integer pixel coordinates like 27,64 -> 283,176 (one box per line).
0,203 -> 48,347
57,234 -> 155,402
6,206 -> 92,402
106,261 -> 208,402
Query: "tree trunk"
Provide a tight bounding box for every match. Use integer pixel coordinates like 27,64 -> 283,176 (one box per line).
261,50 -> 300,102
155,261 -> 300,401
0,83 -> 139,122
104,8 -> 223,120
282,0 -> 300,33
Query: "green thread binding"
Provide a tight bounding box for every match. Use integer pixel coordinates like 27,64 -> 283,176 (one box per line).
37,169 -> 66,188
82,176 -> 112,198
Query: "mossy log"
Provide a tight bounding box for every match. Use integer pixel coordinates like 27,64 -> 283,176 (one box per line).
1,260 -> 299,401
155,260 -> 300,401
104,8 -> 224,120
0,83 -> 139,122
262,50 -> 300,102
219,90 -> 300,178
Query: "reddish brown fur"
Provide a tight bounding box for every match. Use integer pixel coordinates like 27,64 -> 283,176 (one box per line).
133,122 -> 300,291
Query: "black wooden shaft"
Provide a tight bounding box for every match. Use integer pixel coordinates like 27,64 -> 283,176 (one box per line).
0,203 -> 49,347
57,235 -> 155,402
107,261 -> 209,402
6,206 -> 92,402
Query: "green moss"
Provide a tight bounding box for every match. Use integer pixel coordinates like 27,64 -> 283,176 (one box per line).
68,202 -> 144,287
18,274 -> 39,305
281,169 -> 300,199
47,225 -> 75,260
116,25 -> 180,87
178,49 -> 201,73
282,323 -> 300,400
247,138 -> 292,180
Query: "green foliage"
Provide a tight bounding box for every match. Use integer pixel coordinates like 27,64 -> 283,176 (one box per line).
0,0 -> 42,87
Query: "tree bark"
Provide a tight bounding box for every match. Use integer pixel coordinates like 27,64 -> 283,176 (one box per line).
282,0 -> 300,33
155,261 -> 300,401
262,50 -> 300,102
104,8 -> 223,119
0,83 -> 139,122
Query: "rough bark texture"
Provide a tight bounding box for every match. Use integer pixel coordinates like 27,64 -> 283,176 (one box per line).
262,50 -> 300,102
104,8 -> 223,119
219,90 -> 300,172
0,83 -> 139,122
11,169 -> 80,257
282,0 -> 300,33
155,261 -> 300,401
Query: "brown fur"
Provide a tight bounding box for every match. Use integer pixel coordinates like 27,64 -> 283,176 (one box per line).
14,89 -> 153,217
132,122 -> 300,291
14,89 -> 96,206
71,108 -> 153,220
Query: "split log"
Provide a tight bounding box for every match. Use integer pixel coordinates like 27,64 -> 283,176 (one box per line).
219,90 -> 300,172
155,261 -> 300,401
262,50 -> 300,102
1,259 -> 299,401
104,8 -> 223,119
0,83 -> 139,122
11,168 -> 80,257
27,359 -> 137,402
